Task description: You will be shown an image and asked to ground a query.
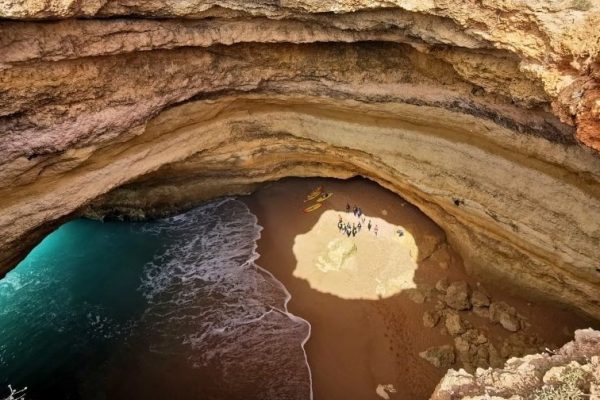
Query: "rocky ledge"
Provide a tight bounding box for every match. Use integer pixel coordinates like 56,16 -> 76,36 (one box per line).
0,1 -> 599,329
431,329 -> 600,399
415,279 -> 545,374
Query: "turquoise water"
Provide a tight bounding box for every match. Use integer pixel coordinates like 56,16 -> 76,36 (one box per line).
0,199 -> 311,400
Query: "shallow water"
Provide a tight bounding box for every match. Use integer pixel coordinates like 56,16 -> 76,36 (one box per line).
0,199 -> 311,400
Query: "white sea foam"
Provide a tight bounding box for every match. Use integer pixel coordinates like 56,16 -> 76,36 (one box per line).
138,198 -> 313,400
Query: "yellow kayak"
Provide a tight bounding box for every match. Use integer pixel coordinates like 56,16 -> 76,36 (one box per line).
304,186 -> 324,202
303,203 -> 323,213
316,193 -> 333,203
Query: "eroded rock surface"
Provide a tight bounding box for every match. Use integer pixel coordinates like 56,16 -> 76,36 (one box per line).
420,345 -> 456,369
431,329 -> 600,400
419,279 -> 547,375
445,281 -> 472,311
0,2 -> 599,324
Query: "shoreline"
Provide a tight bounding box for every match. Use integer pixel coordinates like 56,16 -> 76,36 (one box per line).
242,177 -> 454,399
247,207 -> 315,400
242,177 -> 600,400
252,262 -> 314,400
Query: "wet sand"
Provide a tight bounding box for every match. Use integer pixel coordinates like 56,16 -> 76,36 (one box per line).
242,177 -> 599,400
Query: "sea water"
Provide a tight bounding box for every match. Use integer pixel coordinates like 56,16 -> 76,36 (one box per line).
0,199 -> 311,400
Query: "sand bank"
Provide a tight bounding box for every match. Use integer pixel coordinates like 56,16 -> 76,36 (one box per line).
242,177 -> 598,400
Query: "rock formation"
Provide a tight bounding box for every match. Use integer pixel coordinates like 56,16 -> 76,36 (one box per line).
416,279 -> 549,374
430,329 -> 600,399
0,1 -> 599,329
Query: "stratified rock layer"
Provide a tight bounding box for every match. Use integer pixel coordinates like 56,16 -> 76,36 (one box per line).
0,1 -> 599,327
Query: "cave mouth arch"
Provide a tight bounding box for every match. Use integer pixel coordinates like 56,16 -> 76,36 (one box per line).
0,178 -> 600,397
2,175 -> 598,400
1,93 -> 600,325
1,2 -> 599,398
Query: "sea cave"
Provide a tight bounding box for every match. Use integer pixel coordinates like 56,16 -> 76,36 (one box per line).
1,1 -> 600,399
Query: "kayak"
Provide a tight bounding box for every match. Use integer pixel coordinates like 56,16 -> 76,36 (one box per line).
303,203 -> 323,213
316,193 -> 333,203
304,186 -> 324,202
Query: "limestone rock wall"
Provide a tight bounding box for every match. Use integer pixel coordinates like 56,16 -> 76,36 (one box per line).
0,1 -> 599,323
430,329 -> 600,399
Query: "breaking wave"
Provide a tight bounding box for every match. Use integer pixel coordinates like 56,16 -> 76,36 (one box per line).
136,198 -> 312,399
0,198 -> 312,400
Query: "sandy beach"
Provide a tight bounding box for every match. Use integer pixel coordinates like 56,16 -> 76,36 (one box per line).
242,177 -> 598,400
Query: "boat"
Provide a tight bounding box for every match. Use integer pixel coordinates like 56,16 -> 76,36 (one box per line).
303,203 -> 323,213
304,185 -> 324,202
316,192 -> 333,203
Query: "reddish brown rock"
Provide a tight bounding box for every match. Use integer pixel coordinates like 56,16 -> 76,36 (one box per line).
444,281 -> 471,311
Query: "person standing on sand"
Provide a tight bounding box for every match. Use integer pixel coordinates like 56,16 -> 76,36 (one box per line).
374,225 -> 379,236
346,203 -> 351,213
352,224 -> 357,237
368,220 -> 372,231
338,219 -> 343,232
357,222 -> 362,232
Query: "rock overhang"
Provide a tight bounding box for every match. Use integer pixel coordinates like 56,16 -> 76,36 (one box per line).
0,1 -> 599,323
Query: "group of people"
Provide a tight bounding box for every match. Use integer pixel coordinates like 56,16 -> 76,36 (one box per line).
337,202 -> 405,239
337,203 -> 378,238
346,204 -> 363,218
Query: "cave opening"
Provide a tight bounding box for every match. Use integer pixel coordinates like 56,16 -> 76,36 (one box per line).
1,176 -> 597,400
1,1 -> 599,398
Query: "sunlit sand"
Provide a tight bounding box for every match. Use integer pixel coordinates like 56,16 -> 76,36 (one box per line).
292,210 -> 419,300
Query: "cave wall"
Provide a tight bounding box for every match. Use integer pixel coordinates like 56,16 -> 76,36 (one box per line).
0,1 -> 599,320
